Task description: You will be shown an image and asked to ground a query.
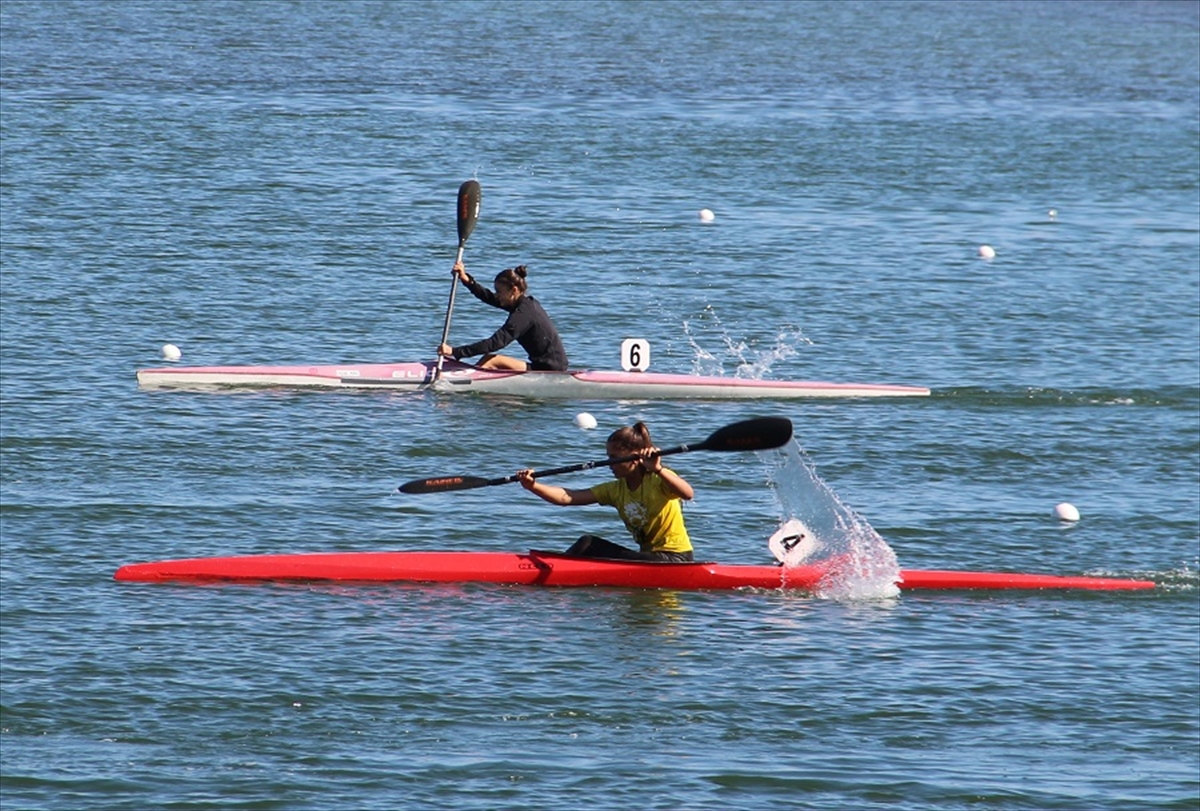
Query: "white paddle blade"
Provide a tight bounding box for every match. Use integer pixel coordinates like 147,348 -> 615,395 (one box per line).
769,518 -> 822,566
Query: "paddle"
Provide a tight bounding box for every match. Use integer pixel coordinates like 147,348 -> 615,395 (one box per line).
397,416 -> 793,494
435,180 -> 482,380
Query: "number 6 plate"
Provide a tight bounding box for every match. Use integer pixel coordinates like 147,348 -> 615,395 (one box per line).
621,339 -> 650,372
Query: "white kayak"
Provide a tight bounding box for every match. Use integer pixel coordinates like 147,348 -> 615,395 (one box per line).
135,359 -> 930,399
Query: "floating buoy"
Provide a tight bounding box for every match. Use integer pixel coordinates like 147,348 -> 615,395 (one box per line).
574,412 -> 598,430
1048,209 -> 1058,220
161,343 -> 182,361
978,245 -> 996,259
1054,502 -> 1080,522
698,208 -> 715,222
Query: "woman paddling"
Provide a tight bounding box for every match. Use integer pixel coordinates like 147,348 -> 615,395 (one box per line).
438,260 -> 568,372
516,422 -> 696,562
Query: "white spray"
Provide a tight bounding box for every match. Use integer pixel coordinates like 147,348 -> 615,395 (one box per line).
681,305 -> 812,379
762,440 -> 901,600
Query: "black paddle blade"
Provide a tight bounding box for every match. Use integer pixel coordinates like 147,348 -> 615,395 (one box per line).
457,180 -> 481,245
398,474 -> 496,495
695,416 -> 793,452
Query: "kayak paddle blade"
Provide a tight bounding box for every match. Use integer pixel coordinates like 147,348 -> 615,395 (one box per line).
398,474 -> 496,495
695,416 -> 793,452
457,180 -> 481,246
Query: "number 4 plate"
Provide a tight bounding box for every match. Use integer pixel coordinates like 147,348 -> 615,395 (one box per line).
769,518 -> 823,566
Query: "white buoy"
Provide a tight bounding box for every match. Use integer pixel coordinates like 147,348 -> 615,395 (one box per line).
978,245 -> 996,259
1048,209 -> 1058,220
698,208 -> 715,222
574,412 -> 598,430
161,343 -> 182,361
1054,502 -> 1080,522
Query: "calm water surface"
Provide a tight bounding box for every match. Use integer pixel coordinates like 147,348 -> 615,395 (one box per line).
2,2 -> 1198,809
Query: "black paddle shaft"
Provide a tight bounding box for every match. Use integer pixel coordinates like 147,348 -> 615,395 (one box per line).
397,416 -> 793,494
436,180 -> 482,378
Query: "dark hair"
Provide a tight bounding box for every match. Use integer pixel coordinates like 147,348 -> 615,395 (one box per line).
607,422 -> 652,454
494,265 -> 528,295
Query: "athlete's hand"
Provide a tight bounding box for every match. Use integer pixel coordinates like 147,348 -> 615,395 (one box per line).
452,261 -> 469,283
516,469 -> 537,490
639,447 -> 663,472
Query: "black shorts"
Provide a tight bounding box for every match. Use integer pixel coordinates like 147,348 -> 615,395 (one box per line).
566,534 -> 694,563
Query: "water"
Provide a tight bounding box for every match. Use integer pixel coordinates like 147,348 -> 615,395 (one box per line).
2,1 -> 1197,808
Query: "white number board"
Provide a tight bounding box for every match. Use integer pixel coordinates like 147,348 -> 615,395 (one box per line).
621,339 -> 650,372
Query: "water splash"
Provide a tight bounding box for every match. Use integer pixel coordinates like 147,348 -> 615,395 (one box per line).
761,440 -> 901,600
681,305 -> 812,379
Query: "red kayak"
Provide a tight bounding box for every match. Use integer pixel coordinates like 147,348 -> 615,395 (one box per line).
112,550 -> 1156,591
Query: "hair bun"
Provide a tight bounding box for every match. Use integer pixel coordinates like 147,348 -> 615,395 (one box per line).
512,264 -> 528,279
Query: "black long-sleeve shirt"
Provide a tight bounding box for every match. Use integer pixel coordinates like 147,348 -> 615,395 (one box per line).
452,278 -> 569,371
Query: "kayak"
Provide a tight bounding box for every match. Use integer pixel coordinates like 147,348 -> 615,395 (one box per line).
134,360 -> 930,399
112,550 -> 1156,591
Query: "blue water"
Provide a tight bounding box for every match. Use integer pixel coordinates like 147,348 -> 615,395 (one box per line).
2,1 -> 1198,809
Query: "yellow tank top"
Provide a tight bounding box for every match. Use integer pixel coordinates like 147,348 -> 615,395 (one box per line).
589,469 -> 693,554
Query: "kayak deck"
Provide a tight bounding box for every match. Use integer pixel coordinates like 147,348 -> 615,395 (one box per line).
135,360 -> 931,399
112,550 -> 1157,592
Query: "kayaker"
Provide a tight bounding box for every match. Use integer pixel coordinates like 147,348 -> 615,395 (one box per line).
437,261 -> 568,372
515,422 -> 695,562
